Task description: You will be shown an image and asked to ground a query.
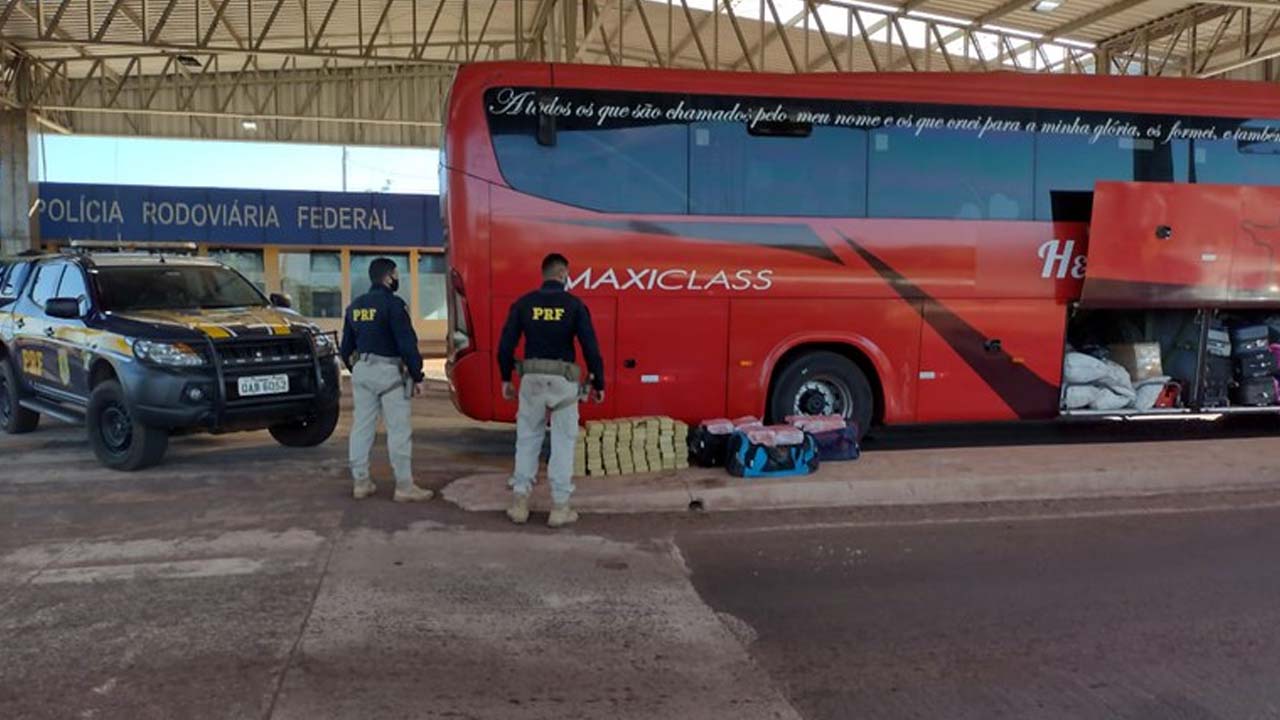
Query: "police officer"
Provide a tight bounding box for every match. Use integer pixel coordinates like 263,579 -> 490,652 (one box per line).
498,253 -> 605,528
340,257 -> 433,503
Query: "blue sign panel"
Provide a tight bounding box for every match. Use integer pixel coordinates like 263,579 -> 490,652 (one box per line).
36,182 -> 442,249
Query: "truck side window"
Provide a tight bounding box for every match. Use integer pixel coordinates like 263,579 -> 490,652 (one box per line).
58,266 -> 90,316
29,262 -> 65,309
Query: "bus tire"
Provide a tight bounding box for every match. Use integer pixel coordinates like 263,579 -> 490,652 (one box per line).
769,351 -> 873,438
88,380 -> 169,471
0,359 -> 39,434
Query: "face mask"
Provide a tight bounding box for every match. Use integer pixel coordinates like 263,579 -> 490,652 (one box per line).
388,277 -> 400,293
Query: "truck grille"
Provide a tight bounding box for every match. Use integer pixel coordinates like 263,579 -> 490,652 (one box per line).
213,336 -> 312,368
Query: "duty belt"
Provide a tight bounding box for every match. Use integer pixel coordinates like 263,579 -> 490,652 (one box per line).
357,353 -> 402,367
516,358 -> 581,383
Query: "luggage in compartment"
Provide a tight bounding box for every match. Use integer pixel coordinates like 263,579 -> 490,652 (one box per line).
1201,356 -> 1232,408
1235,351 -> 1278,380
1230,325 -> 1270,356
1232,376 -> 1278,407
1108,342 -> 1163,382
1207,327 -> 1232,358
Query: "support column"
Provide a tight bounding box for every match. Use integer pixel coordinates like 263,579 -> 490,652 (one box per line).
0,110 -> 37,255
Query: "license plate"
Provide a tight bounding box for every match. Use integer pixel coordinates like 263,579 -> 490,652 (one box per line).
238,374 -> 290,397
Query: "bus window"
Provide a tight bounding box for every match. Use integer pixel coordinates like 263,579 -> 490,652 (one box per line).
868,125 -> 1034,221
490,114 -> 688,214
1035,134 -> 1189,221
1193,120 -> 1280,186
690,122 -> 867,217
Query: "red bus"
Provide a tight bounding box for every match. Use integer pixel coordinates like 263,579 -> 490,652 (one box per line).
443,62 -> 1280,436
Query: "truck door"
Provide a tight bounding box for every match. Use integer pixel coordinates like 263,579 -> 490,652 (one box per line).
47,264 -> 93,401
1081,181 -> 1237,307
614,297 -> 729,421
14,261 -> 66,397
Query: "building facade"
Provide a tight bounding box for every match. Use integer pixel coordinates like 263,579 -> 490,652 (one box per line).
35,182 -> 446,345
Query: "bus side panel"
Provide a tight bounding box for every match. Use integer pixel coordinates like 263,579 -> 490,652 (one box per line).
487,296 -> 617,424
445,173 -> 494,421
614,297 -> 729,422
916,300 -> 1066,422
726,299 -> 923,425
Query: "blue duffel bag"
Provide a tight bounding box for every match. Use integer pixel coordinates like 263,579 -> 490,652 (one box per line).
726,431 -> 820,479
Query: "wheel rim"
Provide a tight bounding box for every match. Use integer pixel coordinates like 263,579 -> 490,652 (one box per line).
793,375 -> 853,418
100,403 -> 133,453
0,374 -> 11,425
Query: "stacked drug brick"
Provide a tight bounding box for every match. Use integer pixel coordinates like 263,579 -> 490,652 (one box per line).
579,417 -> 689,476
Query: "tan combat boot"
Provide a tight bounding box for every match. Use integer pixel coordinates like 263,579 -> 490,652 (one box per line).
353,480 -> 377,500
547,503 -> 579,528
393,485 -> 434,503
506,494 -> 530,525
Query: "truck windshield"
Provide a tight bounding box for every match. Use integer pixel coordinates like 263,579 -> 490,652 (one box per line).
96,265 -> 267,312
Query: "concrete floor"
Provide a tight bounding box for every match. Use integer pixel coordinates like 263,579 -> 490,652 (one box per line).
4,387 -> 1280,719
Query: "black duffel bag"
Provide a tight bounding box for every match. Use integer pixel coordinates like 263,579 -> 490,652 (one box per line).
687,426 -> 732,467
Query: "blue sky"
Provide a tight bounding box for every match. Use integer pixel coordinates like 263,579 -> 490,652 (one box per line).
38,134 -> 441,195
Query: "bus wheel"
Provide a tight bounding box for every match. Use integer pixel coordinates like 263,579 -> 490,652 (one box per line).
769,351 -> 873,438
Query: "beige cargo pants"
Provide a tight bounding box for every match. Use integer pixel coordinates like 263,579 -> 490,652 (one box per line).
349,359 -> 413,491
510,374 -> 579,505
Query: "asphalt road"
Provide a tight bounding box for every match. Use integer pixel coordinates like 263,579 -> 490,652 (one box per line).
5,387 -> 1280,719
678,504 -> 1280,720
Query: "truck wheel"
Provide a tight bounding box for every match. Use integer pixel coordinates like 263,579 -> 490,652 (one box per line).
769,351 -> 873,439
269,402 -> 340,448
88,380 -> 168,471
0,360 -> 39,434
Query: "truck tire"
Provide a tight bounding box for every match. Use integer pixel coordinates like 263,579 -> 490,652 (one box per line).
87,380 -> 168,471
269,402 -> 340,448
0,360 -> 39,434
769,351 -> 873,439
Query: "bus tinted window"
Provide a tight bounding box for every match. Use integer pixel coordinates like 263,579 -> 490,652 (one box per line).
491,119 -> 689,214
1192,121 -> 1280,186
868,126 -> 1034,220
1035,134 -> 1191,220
690,123 -> 867,217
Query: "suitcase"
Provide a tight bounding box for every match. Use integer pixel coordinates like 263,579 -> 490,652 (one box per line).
1230,325 -> 1270,356
1232,376 -> 1277,406
1202,356 -> 1232,407
1235,350 -> 1277,380
1207,327 -> 1232,358
726,431 -> 820,479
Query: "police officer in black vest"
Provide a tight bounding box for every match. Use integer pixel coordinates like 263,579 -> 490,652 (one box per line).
498,253 -> 605,528
340,257 -> 432,503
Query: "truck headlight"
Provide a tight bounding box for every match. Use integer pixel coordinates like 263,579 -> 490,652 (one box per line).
133,340 -> 206,367
312,331 -> 337,357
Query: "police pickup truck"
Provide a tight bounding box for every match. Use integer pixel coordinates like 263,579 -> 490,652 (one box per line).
0,248 -> 341,470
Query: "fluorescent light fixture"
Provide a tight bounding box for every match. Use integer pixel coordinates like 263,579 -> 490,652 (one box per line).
240,119 -> 259,131
1032,0 -> 1062,12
